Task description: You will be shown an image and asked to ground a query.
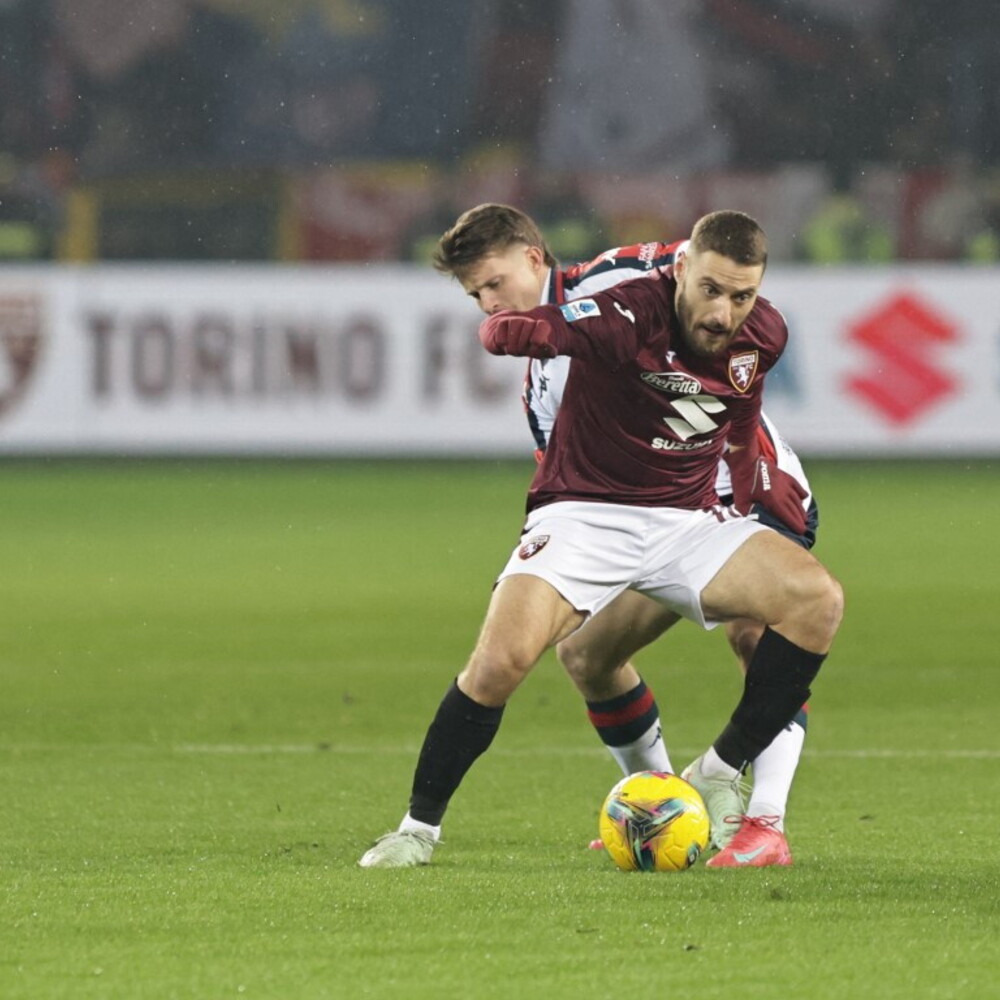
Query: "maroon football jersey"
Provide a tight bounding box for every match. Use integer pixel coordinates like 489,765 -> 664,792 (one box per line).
513,269 -> 788,512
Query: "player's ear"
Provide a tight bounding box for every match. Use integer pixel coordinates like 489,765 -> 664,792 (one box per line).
673,251 -> 687,283
524,244 -> 545,270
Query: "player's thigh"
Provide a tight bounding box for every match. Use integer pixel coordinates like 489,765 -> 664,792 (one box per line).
461,574 -> 586,705
700,528 -> 831,625
557,590 -> 680,675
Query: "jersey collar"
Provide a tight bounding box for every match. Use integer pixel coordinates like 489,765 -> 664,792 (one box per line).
542,267 -> 564,306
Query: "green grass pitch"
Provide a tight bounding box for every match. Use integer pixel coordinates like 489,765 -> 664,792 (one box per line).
2,458 -> 999,999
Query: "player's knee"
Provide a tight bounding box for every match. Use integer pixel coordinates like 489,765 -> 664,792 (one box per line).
790,564 -> 844,647
812,569 -> 844,635
461,644 -> 538,705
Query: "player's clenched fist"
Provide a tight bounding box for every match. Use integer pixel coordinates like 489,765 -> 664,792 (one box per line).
751,458 -> 809,535
733,456 -> 808,536
480,311 -> 557,358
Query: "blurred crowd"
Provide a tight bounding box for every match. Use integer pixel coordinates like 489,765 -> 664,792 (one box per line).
1,0 -> 998,262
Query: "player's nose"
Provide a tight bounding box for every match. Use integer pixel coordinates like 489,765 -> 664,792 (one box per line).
708,300 -> 732,328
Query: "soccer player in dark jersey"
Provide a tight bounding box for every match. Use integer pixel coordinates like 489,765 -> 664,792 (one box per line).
359,209 -> 843,870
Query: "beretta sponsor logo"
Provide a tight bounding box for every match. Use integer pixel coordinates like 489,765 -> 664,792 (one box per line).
518,534 -> 550,560
641,371 -> 702,395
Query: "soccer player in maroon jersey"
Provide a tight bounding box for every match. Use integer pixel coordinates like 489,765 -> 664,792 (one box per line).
359,210 -> 843,870
426,204 -> 816,865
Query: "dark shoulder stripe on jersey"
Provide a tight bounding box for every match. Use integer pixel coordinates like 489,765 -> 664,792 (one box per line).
548,267 -> 566,305
559,241 -> 683,302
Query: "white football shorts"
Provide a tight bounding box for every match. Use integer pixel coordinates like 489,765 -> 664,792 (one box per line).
496,500 -> 768,629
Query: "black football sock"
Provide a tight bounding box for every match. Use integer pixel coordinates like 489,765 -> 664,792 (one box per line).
713,627 -> 825,772
408,680 -> 505,826
586,678 -> 671,773
586,678 -> 660,747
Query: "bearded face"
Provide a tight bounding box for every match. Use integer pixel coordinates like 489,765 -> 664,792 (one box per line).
674,250 -> 764,358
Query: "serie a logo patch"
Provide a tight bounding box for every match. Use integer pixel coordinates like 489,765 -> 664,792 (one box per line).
728,351 -> 759,393
518,535 -> 550,559
559,299 -> 600,322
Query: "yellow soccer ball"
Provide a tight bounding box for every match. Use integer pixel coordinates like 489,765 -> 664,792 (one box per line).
599,771 -> 710,872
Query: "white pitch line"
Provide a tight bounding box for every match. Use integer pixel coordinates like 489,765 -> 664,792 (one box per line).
2,744 -> 998,760
175,744 -> 336,755
807,748 -> 1000,759
170,744 -> 1000,760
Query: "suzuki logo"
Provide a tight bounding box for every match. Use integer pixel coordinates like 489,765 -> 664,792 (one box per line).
844,292 -> 958,425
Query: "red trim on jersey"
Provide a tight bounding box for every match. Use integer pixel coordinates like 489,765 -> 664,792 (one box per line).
559,241 -> 685,303
756,422 -> 778,462
552,267 -> 566,305
587,687 -> 656,728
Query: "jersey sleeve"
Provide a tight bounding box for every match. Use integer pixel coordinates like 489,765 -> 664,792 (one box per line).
530,275 -> 666,367
561,241 -> 684,294
726,382 -> 765,455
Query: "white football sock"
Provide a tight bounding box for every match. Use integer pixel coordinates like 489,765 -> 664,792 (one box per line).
699,744 -> 741,780
399,813 -> 441,841
607,719 -> 673,775
747,721 -> 806,832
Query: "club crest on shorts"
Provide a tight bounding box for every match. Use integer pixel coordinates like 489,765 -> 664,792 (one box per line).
518,534 -> 550,560
728,351 -> 759,393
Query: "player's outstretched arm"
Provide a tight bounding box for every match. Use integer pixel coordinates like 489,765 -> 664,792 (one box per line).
480,276 -> 663,364
479,310 -> 557,358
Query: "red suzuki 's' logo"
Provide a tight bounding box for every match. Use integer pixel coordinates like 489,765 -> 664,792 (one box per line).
845,293 -> 958,425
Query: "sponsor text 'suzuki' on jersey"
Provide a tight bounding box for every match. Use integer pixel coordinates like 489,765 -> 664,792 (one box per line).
487,268 -> 788,512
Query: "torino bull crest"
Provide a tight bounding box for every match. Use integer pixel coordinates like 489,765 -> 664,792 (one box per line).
728,350 -> 759,393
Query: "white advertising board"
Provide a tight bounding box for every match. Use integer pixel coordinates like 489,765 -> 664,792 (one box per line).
758,266 -> 1000,456
0,264 -> 997,457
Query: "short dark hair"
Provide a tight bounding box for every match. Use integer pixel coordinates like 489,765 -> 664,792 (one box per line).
433,203 -> 557,277
690,211 -> 768,268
